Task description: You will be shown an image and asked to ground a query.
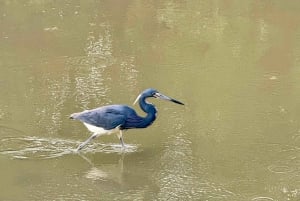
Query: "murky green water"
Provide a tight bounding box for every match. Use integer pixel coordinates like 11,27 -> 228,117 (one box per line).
1,1 -> 300,200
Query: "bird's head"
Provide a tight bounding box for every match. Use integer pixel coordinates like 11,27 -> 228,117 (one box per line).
134,88 -> 184,105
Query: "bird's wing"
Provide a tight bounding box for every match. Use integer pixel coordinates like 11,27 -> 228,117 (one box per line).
72,107 -> 126,130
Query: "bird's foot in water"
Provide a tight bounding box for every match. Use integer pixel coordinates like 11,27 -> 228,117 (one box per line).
121,144 -> 127,152
76,143 -> 86,152
76,133 -> 99,152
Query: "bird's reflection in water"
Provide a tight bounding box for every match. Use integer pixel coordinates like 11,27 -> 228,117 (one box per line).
77,150 -> 159,196
79,153 -> 125,184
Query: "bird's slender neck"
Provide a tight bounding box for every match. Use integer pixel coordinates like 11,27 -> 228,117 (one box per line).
138,96 -> 157,127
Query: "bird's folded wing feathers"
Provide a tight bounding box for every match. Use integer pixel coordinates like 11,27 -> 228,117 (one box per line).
71,109 -> 126,130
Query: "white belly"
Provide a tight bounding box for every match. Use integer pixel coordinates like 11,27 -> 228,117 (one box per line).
83,123 -> 120,135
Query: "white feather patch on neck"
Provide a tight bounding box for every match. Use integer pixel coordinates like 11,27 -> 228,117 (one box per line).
133,94 -> 141,105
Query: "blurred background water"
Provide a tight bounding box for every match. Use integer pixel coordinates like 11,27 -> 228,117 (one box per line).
0,1 -> 299,200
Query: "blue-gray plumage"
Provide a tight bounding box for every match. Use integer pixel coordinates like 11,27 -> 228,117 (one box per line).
70,88 -> 184,151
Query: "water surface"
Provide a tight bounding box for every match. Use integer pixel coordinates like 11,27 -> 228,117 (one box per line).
0,1 -> 300,200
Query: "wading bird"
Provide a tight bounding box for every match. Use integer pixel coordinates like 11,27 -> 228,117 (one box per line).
70,88 -> 184,151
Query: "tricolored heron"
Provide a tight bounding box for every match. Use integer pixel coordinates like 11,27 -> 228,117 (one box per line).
70,88 -> 184,151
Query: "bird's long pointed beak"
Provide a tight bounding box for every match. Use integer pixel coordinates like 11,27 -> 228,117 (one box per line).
154,92 -> 184,105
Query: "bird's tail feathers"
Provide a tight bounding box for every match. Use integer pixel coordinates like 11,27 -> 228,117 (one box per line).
69,112 -> 80,119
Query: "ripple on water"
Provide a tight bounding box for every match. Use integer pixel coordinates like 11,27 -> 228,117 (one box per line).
267,165 -> 294,174
252,196 -> 274,201
0,136 -> 138,159
0,136 -> 76,159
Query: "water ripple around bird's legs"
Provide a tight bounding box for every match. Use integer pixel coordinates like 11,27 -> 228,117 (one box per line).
0,136 -> 139,159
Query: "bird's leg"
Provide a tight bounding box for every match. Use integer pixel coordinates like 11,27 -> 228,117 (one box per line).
77,133 -> 99,151
117,130 -> 125,148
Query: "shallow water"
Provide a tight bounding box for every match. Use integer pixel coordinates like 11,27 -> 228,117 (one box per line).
1,1 -> 300,200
